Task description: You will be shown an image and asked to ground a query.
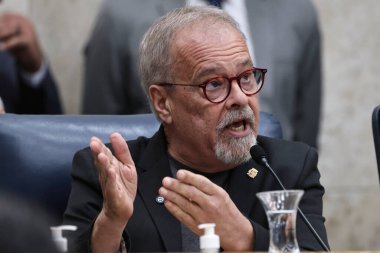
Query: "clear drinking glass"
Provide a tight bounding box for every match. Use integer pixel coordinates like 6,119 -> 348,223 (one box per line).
256,190 -> 304,253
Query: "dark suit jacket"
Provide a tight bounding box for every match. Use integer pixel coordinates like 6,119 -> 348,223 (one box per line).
0,52 -> 62,114
64,126 -> 328,252
82,0 -> 321,148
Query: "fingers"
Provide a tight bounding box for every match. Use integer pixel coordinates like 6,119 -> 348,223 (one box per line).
90,133 -> 137,187
0,14 -> 27,49
90,136 -> 113,162
90,133 -> 133,173
160,172 -> 233,238
0,14 -> 16,39
98,152 -> 117,194
90,136 -> 118,185
90,138 -> 112,187
159,181 -> 205,235
0,13 -> 42,71
163,199 -> 200,233
0,34 -> 23,51
90,134 -> 137,223
0,25 -> 19,43
161,171 -> 254,251
177,170 -> 218,195
159,181 -> 202,212
160,171 -> 223,212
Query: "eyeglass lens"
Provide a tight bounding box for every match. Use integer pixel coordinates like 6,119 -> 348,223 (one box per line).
204,69 -> 263,102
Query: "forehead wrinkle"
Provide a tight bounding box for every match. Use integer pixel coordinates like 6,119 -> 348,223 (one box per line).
181,43 -> 250,81
172,21 -> 250,82
184,38 -> 247,60
192,50 -> 252,80
175,24 -> 246,60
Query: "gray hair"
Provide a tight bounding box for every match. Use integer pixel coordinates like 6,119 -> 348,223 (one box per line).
138,6 -> 245,112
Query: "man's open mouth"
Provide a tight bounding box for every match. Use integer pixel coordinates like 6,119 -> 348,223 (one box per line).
226,119 -> 247,132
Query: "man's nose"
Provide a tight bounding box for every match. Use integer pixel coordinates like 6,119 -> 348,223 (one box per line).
225,80 -> 249,108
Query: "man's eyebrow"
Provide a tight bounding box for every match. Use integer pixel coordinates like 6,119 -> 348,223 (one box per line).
195,67 -> 219,80
193,59 -> 254,82
239,59 -> 254,68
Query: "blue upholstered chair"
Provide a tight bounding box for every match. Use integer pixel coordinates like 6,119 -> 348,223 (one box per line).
0,112 -> 282,223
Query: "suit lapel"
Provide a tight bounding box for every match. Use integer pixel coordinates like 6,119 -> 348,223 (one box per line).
227,159 -> 269,216
136,127 -> 182,251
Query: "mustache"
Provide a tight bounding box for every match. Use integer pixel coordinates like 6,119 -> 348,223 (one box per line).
216,106 -> 255,130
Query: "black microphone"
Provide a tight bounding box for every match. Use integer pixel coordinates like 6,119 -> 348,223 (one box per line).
250,144 -> 330,252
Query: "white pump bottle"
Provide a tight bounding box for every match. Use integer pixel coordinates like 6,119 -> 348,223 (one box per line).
198,223 -> 220,253
50,225 -> 77,252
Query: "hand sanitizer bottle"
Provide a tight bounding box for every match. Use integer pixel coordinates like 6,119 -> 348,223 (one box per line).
50,225 -> 77,252
198,223 -> 220,253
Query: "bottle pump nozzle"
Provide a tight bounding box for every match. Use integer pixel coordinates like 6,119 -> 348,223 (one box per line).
198,223 -> 220,253
50,225 -> 77,252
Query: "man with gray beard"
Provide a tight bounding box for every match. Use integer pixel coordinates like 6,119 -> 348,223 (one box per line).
63,6 -> 328,253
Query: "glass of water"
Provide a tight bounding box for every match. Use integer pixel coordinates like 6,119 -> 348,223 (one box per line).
256,190 -> 304,253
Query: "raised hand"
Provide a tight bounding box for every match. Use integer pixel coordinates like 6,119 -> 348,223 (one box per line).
90,133 -> 138,253
159,169 -> 254,251
90,132 -> 137,225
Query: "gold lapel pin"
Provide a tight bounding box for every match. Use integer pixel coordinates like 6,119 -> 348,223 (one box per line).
247,168 -> 258,179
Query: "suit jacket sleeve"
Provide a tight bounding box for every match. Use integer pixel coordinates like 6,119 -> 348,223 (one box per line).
293,146 -> 329,250
19,66 -> 63,114
0,51 -> 62,114
64,147 -> 133,253
82,2 -> 122,114
82,1 -> 138,115
82,0 -> 152,115
63,148 -> 104,253
293,1 -> 322,148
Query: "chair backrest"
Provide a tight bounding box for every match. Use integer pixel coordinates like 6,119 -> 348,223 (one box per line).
372,105 -> 380,183
0,112 -> 282,223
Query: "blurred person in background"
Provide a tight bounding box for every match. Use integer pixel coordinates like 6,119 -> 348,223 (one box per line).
0,1 -> 62,114
82,0 -> 322,148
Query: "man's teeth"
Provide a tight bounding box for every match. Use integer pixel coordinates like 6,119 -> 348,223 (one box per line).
228,121 -> 245,131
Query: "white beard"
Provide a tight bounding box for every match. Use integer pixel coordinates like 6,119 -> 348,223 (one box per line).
214,106 -> 257,165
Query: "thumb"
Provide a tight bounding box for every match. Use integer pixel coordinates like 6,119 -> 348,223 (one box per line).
109,132 -> 135,167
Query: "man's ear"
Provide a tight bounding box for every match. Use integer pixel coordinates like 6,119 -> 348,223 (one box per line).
149,85 -> 172,124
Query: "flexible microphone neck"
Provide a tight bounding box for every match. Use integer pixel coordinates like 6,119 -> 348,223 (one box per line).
250,145 -> 287,190
250,144 -> 330,252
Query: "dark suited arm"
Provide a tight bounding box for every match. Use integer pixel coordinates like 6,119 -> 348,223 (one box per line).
63,148 -> 102,253
19,66 -> 63,114
63,147 -> 135,253
82,2 -> 128,115
293,3 -> 322,149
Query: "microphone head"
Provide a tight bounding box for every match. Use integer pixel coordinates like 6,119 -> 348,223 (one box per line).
250,144 -> 267,165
